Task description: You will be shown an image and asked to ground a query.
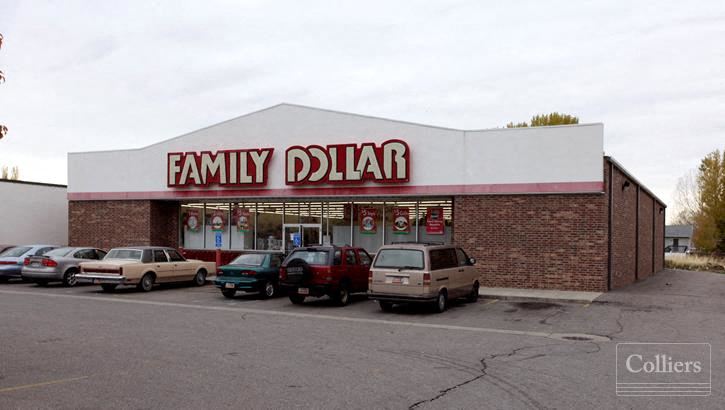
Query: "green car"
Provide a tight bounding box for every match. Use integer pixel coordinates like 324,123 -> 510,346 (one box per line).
215,252 -> 285,299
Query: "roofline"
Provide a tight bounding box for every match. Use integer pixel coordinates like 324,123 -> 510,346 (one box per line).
68,103 -> 602,156
0,179 -> 67,188
605,156 -> 667,207
465,122 -> 603,132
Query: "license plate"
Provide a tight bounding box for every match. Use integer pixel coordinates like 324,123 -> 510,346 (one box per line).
32,262 -> 40,267
298,288 -> 309,295
386,277 -> 408,285
224,283 -> 235,289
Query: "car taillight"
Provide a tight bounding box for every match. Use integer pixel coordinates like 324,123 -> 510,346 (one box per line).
42,259 -> 58,267
279,267 -> 286,280
368,270 -> 372,285
23,258 -> 31,265
423,273 -> 431,286
243,270 -> 255,276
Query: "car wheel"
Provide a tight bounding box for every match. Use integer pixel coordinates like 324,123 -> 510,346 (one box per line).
379,301 -> 394,312
289,294 -> 305,305
433,290 -> 448,313
63,270 -> 78,287
193,270 -> 207,286
101,284 -> 117,292
332,283 -> 351,306
221,288 -> 236,299
137,273 -> 154,292
259,281 -> 276,299
466,281 -> 480,303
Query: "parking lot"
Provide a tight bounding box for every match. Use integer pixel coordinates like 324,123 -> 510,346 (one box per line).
0,269 -> 722,409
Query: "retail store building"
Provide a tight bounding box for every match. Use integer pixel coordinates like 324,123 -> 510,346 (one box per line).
67,104 -> 665,292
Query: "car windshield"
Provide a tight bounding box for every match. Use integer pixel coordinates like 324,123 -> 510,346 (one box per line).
287,249 -> 329,266
45,247 -> 75,257
105,249 -> 142,260
0,246 -> 31,257
374,249 -> 425,270
230,253 -> 266,266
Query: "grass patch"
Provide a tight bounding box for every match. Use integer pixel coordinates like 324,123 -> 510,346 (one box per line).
665,255 -> 725,273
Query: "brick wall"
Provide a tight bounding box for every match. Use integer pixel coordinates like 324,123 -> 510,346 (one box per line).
69,200 -> 179,250
606,159 -> 667,289
609,165 -> 638,289
453,194 -> 608,292
637,193 -> 654,280
655,203 -> 665,272
150,201 -> 180,248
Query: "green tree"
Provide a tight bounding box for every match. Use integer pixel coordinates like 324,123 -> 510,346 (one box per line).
506,112 -> 579,128
692,149 -> 725,252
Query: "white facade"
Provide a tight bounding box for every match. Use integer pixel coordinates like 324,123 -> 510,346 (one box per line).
0,180 -> 68,245
68,103 -> 604,199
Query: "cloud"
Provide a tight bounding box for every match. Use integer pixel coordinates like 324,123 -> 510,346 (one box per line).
0,0 -> 723,223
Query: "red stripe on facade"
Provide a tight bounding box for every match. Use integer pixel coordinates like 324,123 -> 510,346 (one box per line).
67,181 -> 604,201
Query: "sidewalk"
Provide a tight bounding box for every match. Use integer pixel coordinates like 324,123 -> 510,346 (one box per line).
478,286 -> 602,304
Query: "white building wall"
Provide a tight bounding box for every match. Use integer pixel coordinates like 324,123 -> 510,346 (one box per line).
0,181 -> 68,245
68,104 -> 604,197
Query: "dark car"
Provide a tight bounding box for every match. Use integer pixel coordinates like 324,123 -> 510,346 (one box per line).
215,252 -> 285,299
279,246 -> 372,306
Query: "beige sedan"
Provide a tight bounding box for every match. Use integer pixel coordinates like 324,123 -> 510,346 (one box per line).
76,246 -> 216,292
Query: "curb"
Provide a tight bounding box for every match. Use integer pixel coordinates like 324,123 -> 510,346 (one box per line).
478,289 -> 602,304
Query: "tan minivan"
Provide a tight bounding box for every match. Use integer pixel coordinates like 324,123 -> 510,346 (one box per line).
367,243 -> 479,313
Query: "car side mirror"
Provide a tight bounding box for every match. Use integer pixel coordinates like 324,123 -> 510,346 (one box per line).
469,258 -> 476,265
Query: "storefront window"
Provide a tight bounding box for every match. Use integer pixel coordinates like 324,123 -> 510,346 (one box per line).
326,202 -> 351,247
178,198 -> 453,253
417,200 -> 453,244
231,202 -> 255,250
256,202 -> 283,250
180,203 -> 205,249
205,203 -> 230,250
353,202 -> 384,255
384,201 -> 418,244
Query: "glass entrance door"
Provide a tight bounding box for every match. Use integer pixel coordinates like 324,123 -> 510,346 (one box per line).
283,224 -> 322,251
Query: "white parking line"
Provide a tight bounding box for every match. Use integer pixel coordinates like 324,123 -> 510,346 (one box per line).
0,289 -> 604,342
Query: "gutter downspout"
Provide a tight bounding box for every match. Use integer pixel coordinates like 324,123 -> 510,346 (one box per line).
607,160 -> 614,291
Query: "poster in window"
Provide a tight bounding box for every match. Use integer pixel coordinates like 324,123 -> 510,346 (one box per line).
392,207 -> 410,234
234,207 -> 252,232
359,207 -> 377,235
211,209 -> 226,231
185,209 -> 201,232
425,207 -> 445,235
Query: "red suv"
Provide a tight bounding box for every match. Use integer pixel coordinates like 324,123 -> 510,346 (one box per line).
279,246 -> 372,306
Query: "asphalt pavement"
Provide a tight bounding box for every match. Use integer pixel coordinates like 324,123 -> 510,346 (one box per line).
0,269 -> 722,409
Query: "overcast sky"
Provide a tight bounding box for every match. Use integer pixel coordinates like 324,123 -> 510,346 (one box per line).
1,1 -> 723,221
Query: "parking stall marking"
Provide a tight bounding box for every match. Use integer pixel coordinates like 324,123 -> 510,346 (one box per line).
0,376 -> 89,394
0,289 -> 607,342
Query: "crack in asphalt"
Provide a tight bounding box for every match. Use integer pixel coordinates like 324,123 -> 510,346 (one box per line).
408,345 -> 554,409
538,308 -> 564,325
608,310 -> 625,339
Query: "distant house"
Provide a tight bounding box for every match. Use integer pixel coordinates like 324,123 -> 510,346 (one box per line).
0,179 -> 68,246
664,225 -> 693,252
